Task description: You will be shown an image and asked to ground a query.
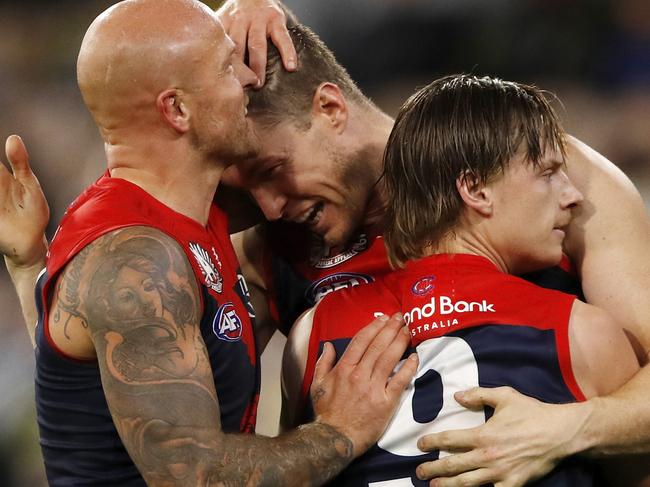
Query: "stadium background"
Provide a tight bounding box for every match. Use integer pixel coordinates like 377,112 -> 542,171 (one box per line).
0,0 -> 648,484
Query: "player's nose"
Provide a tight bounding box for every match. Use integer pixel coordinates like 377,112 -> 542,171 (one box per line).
233,58 -> 258,89
559,169 -> 583,209
250,186 -> 287,221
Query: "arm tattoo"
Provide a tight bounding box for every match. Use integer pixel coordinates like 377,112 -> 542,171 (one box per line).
53,245 -> 90,337
312,384 -> 326,406
55,226 -> 352,486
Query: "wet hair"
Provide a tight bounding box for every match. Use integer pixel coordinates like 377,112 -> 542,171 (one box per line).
383,74 -> 566,268
247,23 -> 373,129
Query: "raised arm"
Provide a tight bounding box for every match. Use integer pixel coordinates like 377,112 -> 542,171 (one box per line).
216,0 -> 298,85
415,138 -> 650,486
563,135 -> 650,361
0,135 -> 49,346
52,225 -> 416,485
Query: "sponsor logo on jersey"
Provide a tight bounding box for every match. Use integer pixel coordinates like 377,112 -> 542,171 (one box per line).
213,302 -> 243,342
411,275 -> 436,296
305,272 -> 374,304
404,295 -> 496,324
189,242 -> 223,293
311,234 -> 370,269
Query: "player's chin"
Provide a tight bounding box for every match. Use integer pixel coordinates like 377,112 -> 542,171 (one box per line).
236,133 -> 260,160
541,246 -> 564,268
520,245 -> 564,273
323,224 -> 356,249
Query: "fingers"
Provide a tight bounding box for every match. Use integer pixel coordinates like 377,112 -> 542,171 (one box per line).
5,135 -> 31,181
358,314 -> 408,378
426,468 -> 494,487
417,427 -> 480,453
312,341 -> 336,385
417,449 -> 489,482
455,386 -> 519,410
369,317 -> 411,381
386,353 -> 418,398
218,2 -> 296,86
228,16 -> 249,64
268,18 -> 296,71
247,22 -> 268,86
336,313 -> 391,366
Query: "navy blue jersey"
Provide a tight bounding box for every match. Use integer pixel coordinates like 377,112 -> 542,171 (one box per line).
35,174 -> 260,486
302,254 -> 595,487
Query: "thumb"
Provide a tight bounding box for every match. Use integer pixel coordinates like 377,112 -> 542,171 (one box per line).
5,135 -> 33,182
312,342 -> 336,384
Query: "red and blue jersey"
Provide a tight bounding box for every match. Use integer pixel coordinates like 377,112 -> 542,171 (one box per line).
261,223 -> 583,334
261,223 -> 395,332
34,173 -> 260,486
301,253 -> 595,487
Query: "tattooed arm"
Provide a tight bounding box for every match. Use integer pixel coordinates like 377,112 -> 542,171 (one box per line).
49,225 -> 416,486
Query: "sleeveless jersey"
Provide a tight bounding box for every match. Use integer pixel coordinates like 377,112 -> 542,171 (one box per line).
261,222 -> 583,333
301,254 -> 595,487
34,173 -> 260,486
262,222 -> 395,332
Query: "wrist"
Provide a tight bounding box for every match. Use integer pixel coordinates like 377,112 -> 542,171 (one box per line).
308,420 -> 355,459
561,399 -> 599,457
4,236 -> 48,270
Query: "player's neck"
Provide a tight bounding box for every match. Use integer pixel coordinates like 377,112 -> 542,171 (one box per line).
106,140 -> 225,226
429,228 -> 510,274
363,175 -> 387,236
358,109 -> 393,229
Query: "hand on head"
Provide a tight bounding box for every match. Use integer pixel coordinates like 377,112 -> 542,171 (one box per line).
217,0 -> 298,86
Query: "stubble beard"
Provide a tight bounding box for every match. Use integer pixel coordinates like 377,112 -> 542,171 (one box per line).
192,116 -> 260,166
334,149 -> 378,246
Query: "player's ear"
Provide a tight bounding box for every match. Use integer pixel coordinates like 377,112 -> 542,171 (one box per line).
456,171 -> 493,216
311,82 -> 348,134
157,89 -> 190,134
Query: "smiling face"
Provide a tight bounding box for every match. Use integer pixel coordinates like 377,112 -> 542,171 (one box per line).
222,119 -> 380,248
485,146 -> 584,274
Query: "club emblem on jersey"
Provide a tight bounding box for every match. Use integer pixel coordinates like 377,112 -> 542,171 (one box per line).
412,276 -> 436,296
311,234 -> 370,269
213,302 -> 243,342
189,242 -> 223,293
305,272 -> 374,305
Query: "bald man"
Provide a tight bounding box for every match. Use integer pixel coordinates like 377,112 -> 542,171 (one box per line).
13,1 -> 417,485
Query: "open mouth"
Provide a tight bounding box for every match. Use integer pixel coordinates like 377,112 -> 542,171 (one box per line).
306,201 -> 324,226
295,201 -> 325,227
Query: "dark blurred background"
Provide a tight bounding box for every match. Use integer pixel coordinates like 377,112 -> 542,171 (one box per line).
1,1 -> 648,484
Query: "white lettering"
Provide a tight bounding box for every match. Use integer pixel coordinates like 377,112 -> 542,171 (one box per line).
482,300 -> 495,312
410,319 -> 460,338
440,296 -> 454,314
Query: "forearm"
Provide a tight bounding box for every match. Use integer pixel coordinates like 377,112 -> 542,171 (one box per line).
211,421 -> 351,486
4,240 -> 46,347
571,364 -> 650,456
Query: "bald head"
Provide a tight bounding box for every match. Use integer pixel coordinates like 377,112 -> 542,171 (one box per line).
78,0 -> 225,129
